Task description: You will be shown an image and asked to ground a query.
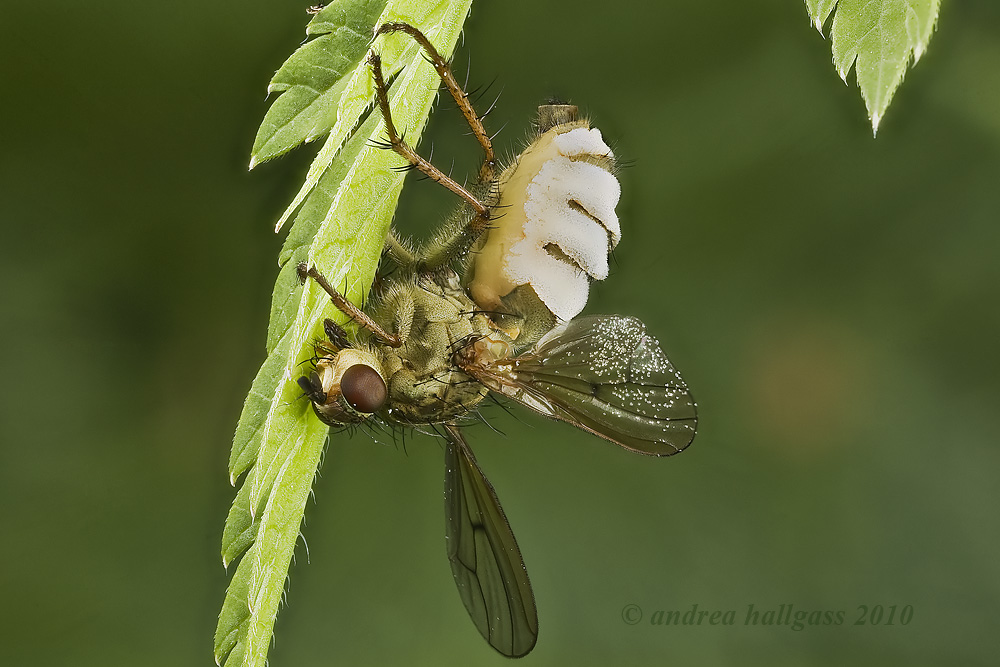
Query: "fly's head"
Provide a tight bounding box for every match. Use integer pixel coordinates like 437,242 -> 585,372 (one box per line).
298,346 -> 387,426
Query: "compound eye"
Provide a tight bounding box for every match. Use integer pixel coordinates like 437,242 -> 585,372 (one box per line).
340,363 -> 387,414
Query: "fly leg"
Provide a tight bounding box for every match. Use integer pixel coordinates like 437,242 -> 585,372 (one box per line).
374,22 -> 496,184
384,229 -> 415,267
297,263 -> 402,348
368,25 -> 497,272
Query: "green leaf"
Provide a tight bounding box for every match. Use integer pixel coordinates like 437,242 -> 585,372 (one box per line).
250,0 -> 387,166
263,0 -> 477,233
215,1 -> 475,666
804,0 -> 942,135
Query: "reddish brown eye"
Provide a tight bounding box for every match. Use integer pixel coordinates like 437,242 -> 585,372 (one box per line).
340,363 -> 387,413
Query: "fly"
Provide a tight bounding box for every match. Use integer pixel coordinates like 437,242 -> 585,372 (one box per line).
295,22 -> 698,658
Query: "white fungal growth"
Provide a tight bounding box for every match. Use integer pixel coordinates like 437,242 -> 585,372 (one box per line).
469,126 -> 620,322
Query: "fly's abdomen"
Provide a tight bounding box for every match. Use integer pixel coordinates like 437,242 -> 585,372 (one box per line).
469,114 -> 620,325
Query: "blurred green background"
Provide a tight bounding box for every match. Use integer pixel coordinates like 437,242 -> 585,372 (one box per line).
2,1 -> 998,665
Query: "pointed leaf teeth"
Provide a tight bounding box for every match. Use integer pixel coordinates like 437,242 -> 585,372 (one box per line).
219,4 -> 475,667
812,0 -> 940,133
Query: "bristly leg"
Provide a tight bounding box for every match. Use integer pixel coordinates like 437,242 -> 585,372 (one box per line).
368,24 -> 499,272
375,22 -> 496,184
368,51 -> 489,222
384,230 -> 416,267
296,263 -> 402,348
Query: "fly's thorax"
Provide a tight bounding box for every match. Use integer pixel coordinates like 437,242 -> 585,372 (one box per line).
372,270 -> 482,371
387,327 -> 517,425
300,348 -> 387,425
383,363 -> 487,424
467,112 -> 620,329
372,271 -> 500,425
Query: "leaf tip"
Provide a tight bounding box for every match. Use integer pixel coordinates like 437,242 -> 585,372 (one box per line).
813,17 -> 824,34
274,203 -> 298,232
249,156 -> 259,171
871,112 -> 882,137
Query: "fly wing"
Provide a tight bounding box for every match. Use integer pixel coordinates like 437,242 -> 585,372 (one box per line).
443,424 -> 538,657
471,315 -> 697,456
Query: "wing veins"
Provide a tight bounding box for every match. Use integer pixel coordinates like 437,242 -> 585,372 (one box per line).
443,424 -> 538,657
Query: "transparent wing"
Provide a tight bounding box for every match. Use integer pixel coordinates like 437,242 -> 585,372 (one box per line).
469,315 -> 697,456
443,424 -> 538,658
